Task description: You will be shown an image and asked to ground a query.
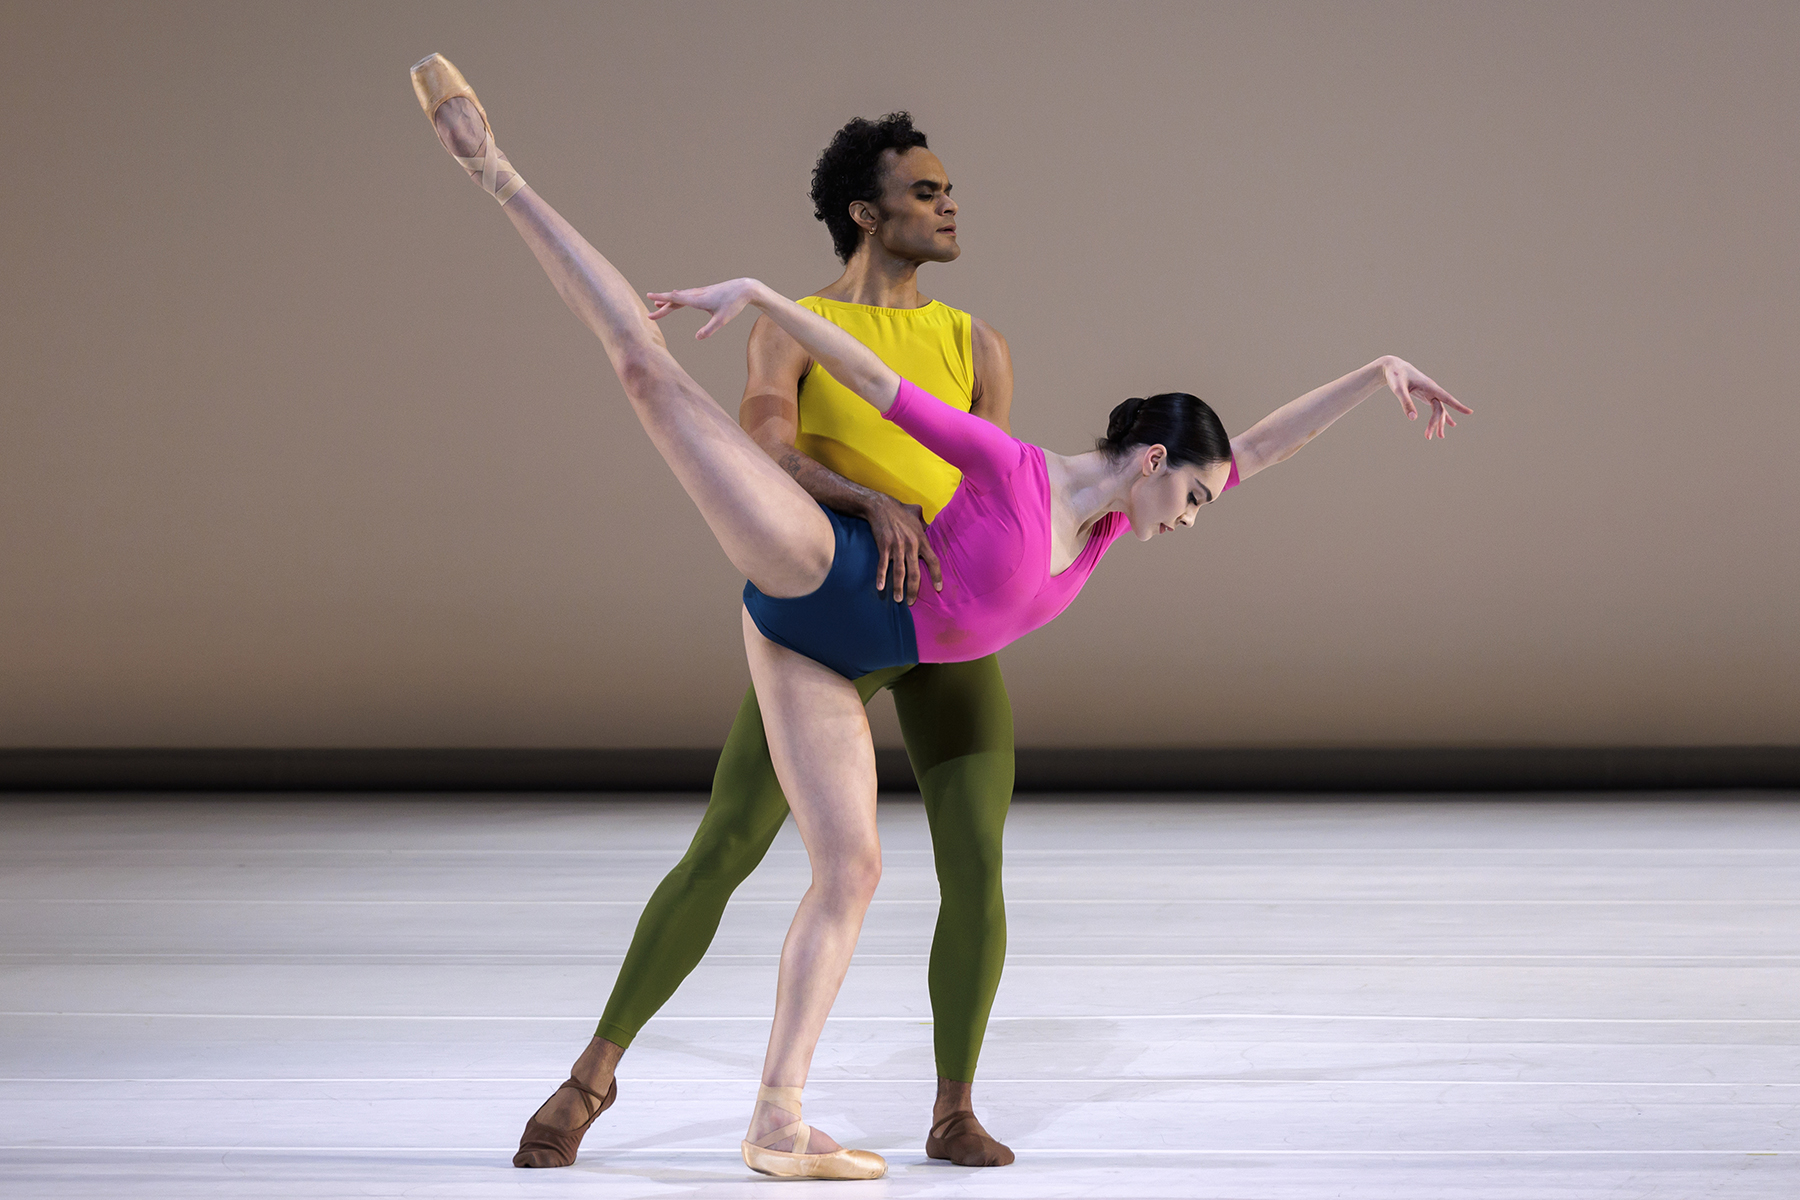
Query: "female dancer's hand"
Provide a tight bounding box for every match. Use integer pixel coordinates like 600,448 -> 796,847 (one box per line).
1380,356 -> 1472,440
646,279 -> 763,340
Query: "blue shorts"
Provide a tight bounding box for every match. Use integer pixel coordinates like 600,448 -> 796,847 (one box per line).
743,506 -> 920,680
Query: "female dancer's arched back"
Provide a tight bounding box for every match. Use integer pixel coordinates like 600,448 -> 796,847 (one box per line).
411,53 -> 1469,1180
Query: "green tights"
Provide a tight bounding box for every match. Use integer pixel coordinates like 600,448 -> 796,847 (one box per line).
595,654 -> 1013,1083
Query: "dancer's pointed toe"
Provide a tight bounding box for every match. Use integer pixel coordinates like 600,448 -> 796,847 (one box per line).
410,52 -> 486,123
740,1085 -> 887,1179
741,1140 -> 887,1180
408,51 -> 525,204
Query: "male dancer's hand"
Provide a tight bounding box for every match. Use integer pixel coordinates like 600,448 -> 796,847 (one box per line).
863,494 -> 942,604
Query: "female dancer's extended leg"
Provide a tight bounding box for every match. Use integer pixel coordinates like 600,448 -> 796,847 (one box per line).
427,95 -> 832,599
424,84 -> 883,1163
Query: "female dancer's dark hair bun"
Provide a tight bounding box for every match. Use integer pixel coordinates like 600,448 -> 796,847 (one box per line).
1105,397 -> 1148,445
1096,392 -> 1232,469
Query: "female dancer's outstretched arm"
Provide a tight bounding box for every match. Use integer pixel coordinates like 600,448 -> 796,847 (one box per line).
1231,357 -> 1471,481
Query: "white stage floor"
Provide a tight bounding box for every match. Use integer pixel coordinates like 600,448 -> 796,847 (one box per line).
2,793 -> 1797,1197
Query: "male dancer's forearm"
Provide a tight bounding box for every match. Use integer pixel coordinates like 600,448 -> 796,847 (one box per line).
759,433 -> 889,520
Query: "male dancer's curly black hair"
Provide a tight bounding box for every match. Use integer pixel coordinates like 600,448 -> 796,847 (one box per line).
810,113 -> 930,263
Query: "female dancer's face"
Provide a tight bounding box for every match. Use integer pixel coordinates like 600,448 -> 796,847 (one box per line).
1123,448 -> 1232,541
859,147 -> 961,264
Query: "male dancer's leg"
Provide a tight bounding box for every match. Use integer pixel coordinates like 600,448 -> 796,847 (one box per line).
594,686 -> 787,1049
888,654 -> 1017,1166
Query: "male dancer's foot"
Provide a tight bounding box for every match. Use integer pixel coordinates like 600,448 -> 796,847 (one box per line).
927,1077 -> 1014,1166
513,1036 -> 623,1168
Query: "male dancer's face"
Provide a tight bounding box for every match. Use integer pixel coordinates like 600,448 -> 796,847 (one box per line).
865,147 -> 961,264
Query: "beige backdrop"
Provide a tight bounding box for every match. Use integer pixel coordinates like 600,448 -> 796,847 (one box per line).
2,1 -> 1795,751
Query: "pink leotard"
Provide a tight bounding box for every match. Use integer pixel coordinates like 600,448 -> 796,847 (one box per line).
885,378 -> 1239,663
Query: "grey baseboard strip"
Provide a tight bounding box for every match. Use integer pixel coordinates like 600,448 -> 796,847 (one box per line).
1,746 -> 1796,794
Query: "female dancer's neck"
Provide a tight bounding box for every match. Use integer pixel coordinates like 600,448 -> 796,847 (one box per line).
1046,449 -> 1136,534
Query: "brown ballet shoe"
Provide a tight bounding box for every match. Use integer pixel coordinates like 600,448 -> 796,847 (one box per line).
512,1075 -> 616,1168
926,1109 -> 1015,1167
409,52 -> 527,205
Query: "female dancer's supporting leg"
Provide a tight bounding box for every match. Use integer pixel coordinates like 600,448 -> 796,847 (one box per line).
421,68 -> 884,1168
739,610 -> 882,1157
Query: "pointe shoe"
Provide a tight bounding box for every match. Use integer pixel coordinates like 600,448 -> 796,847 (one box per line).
740,1085 -> 886,1180
409,52 -> 527,205
512,1075 -> 616,1168
926,1109 -> 1015,1167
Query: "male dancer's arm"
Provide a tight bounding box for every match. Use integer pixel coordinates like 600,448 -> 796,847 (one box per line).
736,312 -> 1013,603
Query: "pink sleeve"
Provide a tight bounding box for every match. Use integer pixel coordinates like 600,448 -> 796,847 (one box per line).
883,378 -> 1024,489
1223,456 -> 1240,493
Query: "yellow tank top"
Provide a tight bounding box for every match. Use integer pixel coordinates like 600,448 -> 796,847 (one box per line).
794,296 -> 975,521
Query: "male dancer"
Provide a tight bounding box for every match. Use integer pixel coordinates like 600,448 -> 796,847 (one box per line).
514,113 -> 1018,1169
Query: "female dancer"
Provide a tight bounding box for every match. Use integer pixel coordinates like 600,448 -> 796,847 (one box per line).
411,53 -> 1469,1180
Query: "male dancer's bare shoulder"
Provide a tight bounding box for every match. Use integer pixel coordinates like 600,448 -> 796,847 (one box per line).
968,315 -> 1014,432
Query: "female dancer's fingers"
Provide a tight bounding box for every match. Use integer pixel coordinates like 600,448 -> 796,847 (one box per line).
1389,360 -> 1470,434
646,288 -> 722,336
695,295 -> 752,340
1412,372 -> 1471,417
1388,367 -> 1419,419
